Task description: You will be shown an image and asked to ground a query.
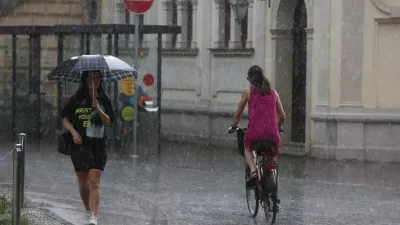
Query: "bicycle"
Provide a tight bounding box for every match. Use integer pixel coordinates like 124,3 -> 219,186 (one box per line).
227,127 -> 282,224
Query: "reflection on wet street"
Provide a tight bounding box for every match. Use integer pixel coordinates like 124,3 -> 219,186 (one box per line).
1,141 -> 400,225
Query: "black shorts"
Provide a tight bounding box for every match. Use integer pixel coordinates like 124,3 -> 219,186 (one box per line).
70,143 -> 107,173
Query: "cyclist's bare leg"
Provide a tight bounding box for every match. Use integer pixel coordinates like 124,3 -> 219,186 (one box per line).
244,148 -> 257,173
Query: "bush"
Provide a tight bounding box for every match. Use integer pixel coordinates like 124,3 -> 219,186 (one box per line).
0,194 -> 29,225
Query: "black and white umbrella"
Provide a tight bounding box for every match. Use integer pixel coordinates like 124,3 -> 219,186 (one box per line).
47,55 -> 136,83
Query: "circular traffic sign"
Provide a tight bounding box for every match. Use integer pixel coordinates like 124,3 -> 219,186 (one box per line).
124,0 -> 154,14
129,96 -> 135,105
143,73 -> 154,86
121,78 -> 135,96
121,106 -> 134,121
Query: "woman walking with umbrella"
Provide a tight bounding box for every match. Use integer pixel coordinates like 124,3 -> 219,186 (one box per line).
49,55 -> 136,225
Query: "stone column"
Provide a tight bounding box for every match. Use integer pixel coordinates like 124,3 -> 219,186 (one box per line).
229,6 -> 241,48
190,0 -> 198,48
246,0 -> 253,48
272,30 -> 293,144
162,0 -> 174,48
159,1 -> 168,48
176,1 -> 186,48
313,0 -> 331,108
211,0 -> 218,48
214,0 -> 225,48
339,0 -> 364,106
328,0 -> 343,107
201,0 -> 212,100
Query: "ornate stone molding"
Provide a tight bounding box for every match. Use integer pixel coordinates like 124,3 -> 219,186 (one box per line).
162,48 -> 199,56
190,0 -> 198,6
214,0 -> 225,5
162,0 -> 175,9
0,0 -> 18,16
371,0 -> 391,14
209,47 -> 255,57
214,0 -> 226,9
177,0 -> 188,7
371,0 -> 400,17
270,28 -> 314,39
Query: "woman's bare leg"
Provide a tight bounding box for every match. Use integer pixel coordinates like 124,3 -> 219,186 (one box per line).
88,169 -> 103,216
76,172 -> 90,211
244,149 -> 257,173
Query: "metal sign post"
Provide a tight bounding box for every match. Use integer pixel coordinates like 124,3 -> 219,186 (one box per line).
124,0 -> 155,158
17,133 -> 26,206
132,16 -> 139,158
12,143 -> 22,225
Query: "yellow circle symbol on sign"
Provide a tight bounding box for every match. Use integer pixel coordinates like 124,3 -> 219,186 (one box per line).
121,106 -> 134,122
121,78 -> 135,96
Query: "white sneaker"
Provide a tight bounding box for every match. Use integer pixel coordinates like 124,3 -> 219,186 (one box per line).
83,211 -> 90,223
87,213 -> 98,225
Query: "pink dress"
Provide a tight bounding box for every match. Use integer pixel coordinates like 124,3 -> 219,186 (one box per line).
243,87 -> 280,156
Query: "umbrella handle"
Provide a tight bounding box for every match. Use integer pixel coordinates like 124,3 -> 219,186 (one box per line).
92,76 -> 94,100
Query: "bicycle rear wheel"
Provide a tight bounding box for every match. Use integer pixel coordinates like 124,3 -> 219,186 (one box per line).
262,169 -> 276,223
245,162 -> 259,217
270,168 -> 278,224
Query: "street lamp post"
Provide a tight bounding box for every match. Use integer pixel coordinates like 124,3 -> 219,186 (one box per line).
231,0 -> 249,24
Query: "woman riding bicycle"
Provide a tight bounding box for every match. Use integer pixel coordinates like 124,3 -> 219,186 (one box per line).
228,65 -> 286,199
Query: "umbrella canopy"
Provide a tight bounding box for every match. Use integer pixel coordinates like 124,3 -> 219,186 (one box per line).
47,55 -> 136,83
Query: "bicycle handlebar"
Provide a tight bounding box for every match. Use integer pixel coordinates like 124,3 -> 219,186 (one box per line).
225,127 -> 283,134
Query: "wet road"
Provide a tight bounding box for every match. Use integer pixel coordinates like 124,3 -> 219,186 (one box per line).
1,141 -> 400,225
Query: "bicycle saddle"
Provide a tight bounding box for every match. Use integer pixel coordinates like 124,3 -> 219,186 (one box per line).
255,141 -> 276,155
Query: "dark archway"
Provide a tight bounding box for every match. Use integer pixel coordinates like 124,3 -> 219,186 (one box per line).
291,0 -> 307,143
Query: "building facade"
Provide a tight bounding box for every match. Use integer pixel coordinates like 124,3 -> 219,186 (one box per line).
268,0 -> 400,162
100,0 -> 267,148
0,0 -> 85,139
155,0 -> 267,148
2,0 -> 400,162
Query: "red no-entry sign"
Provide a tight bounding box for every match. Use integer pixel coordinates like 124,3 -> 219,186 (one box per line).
143,73 -> 154,86
124,0 -> 154,14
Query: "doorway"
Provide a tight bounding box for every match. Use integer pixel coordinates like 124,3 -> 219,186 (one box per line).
291,0 -> 307,143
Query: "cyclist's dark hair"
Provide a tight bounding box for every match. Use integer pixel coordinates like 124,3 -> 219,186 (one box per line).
247,65 -> 271,95
75,70 -> 109,102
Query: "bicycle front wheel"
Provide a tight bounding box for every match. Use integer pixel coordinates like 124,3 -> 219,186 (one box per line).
245,162 -> 259,217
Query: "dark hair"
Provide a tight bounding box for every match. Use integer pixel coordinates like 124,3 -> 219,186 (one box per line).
75,70 -> 108,102
75,71 -> 109,125
247,65 -> 271,95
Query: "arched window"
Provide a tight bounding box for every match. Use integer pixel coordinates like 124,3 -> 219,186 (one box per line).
172,0 -> 178,48
124,9 -> 145,47
224,0 -> 231,48
218,0 -> 249,48
240,11 -> 248,48
166,0 -> 195,48
187,1 -> 193,48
